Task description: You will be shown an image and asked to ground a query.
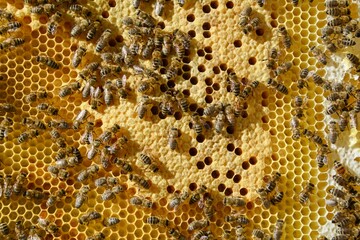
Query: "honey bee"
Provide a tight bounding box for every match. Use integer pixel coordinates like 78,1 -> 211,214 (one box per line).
132,0 -> 141,8
321,25 -> 343,37
13,172 -> 27,195
151,49 -> 162,70
98,124 -> 120,144
169,191 -> 189,210
168,127 -> 179,150
95,177 -> 119,187
0,37 -> 25,50
129,174 -> 151,189
188,219 -> 209,231
326,8 -> 350,16
103,217 -> 120,227
36,55 -> 60,69
80,122 -> 94,145
253,229 -> 272,240
137,78 -> 158,95
37,103 -> 59,115
28,226 -> 41,240
203,103 -> 220,117
190,113 -> 208,135
100,146 -> 112,169
310,46 -> 327,65
267,78 -> 288,95
274,61 -> 292,76
327,120 -> 339,144
0,9 -> 13,21
113,158 -> 132,173
168,228 -> 186,240
189,185 -> 207,205
71,46 -> 87,68
130,195 -> 153,208
264,172 -> 281,193
270,191 -> 284,205
146,216 -> 169,226
223,196 -> 246,207
162,33 -> 173,57
272,219 -> 284,240
303,128 -> 324,145
346,53 -> 360,71
316,144 -> 330,168
136,10 -> 157,28
349,110 -> 358,129
228,72 -> 240,96
299,182 -> 315,204
239,5 -> 252,27
70,4 -> 92,17
154,0 -> 165,16
102,186 -> 124,201
0,21 -> 21,35
47,165 -> 69,180
329,187 -> 347,200
86,19 -> 101,41
24,189 -> 45,200
225,214 -> 250,225
86,232 -> 106,240
102,81 -> 114,106
256,187 -> 271,209
71,18 -> 91,37
18,129 -> 39,143
81,77 -> 97,99
47,11 -> 62,35
241,80 -> 259,99
173,29 -> 191,51
80,62 -> 99,80
173,38 -> 185,58
24,89 -> 48,103
31,4 -> 56,15
142,38 -> 155,59
87,139 -> 101,160
47,119 -> 70,130
166,57 -> 182,81
278,25 -> 292,49
100,64 -> 122,78
90,87 -> 102,110
77,164 -> 99,182
137,95 -> 152,119
325,0 -> 349,8
0,103 -> 16,113
46,189 -> 66,208
79,211 -> 102,225
242,17 -> 260,35
14,220 -> 27,240
74,185 -> 90,208
59,81 -> 81,98
0,117 -> 13,141
0,222 -> 10,236
213,107 -> 228,132
22,117 -> 46,130
96,29 -> 112,52
264,47 -> 279,70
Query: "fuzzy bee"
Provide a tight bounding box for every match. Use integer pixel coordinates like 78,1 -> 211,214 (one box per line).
228,72 -> 241,96
168,127 -> 179,150
278,25 -> 292,49
190,113 -> 210,135
96,29 -> 112,52
264,47 -> 280,70
166,57 -> 182,81
18,129 -> 39,143
73,109 -> 89,130
86,232 -> 106,240
15,220 -> 27,240
80,122 -> 94,145
299,182 -> 315,204
256,187 -> 271,209
270,191 -> 284,205
273,219 -> 284,240
59,81 -> 81,98
13,172 -> 27,195
114,157 -> 133,173
72,46 -> 86,67
71,18 -> 91,37
77,164 -> 99,182
303,128 -> 323,145
325,0 -> 349,8
69,4 -> 92,17
130,195 -> 153,208
239,5 -> 252,27
327,120 -> 339,144
0,9 -> 13,21
46,189 -> 66,208
74,185 -> 90,208
225,214 -> 250,225
22,117 -> 46,130
0,117 -> 13,141
31,4 -> 56,15
188,219 -> 209,231
142,38 -> 155,59
346,53 -> 360,71
0,103 -> 16,113
87,139 -> 101,160
136,10 -> 156,28
223,196 -> 246,207
90,87 -> 102,110
0,222 -> 10,236
316,144 -> 330,168
274,61 -> 292,76
102,186 -> 124,201
0,21 -> 21,35
129,174 -> 151,189
37,103 -> 59,115
267,78 -> 288,95
36,55 -> 60,69
137,95 -> 152,119
146,216 -> 169,226
154,0 -> 165,16
310,46 -> 327,65
86,19 -> 101,41
169,191 -> 189,210
24,189 -> 45,200
79,211 -> 102,225
0,37 -> 25,50
243,17 -> 260,35
103,217 -> 120,227
47,11 -> 62,35
24,89 -> 48,103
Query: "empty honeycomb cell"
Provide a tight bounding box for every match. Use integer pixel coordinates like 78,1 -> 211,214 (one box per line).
187,14 -> 195,22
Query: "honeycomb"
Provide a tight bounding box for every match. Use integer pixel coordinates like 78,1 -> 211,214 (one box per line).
0,0 -> 359,239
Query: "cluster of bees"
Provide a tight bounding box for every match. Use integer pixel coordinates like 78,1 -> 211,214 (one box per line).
320,161 -> 360,240
0,9 -> 24,51
0,0 -> 360,239
321,0 -> 360,55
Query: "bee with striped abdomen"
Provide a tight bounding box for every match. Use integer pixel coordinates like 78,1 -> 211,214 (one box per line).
36,55 -> 60,69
